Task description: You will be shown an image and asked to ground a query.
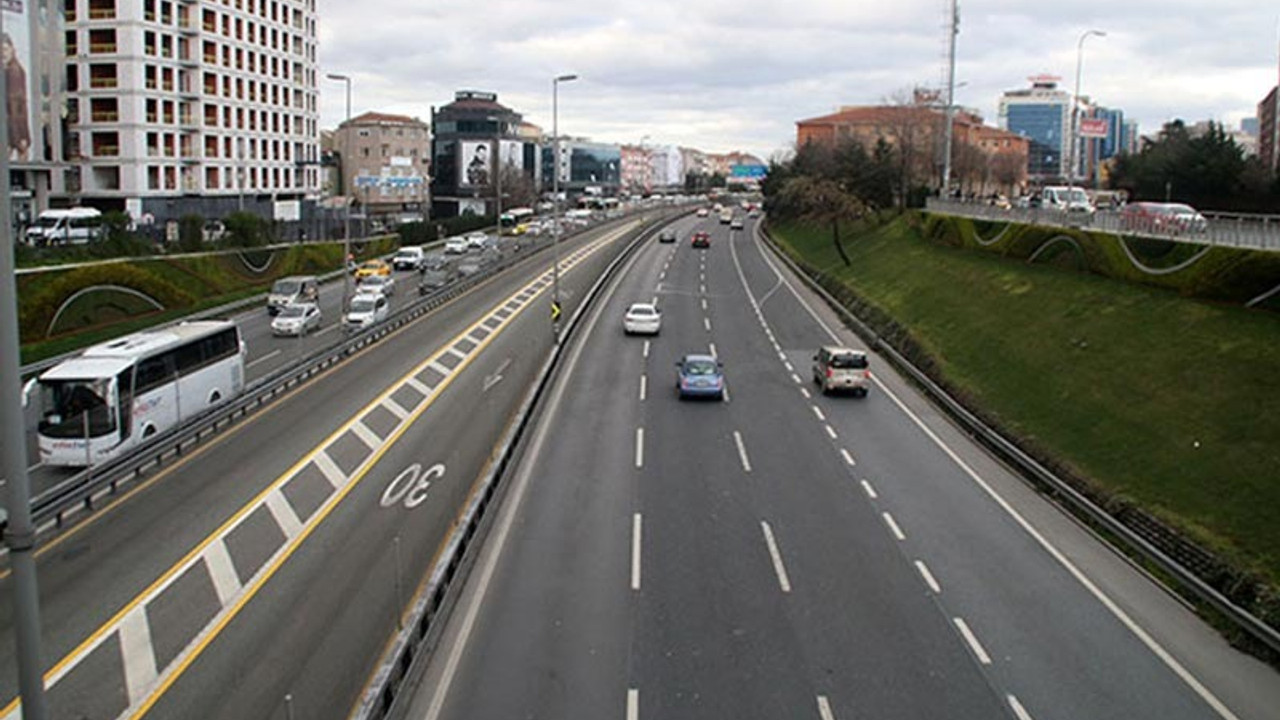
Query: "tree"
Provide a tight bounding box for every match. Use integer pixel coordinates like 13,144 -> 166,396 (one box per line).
775,176 -> 866,266
497,164 -> 538,209
223,211 -> 271,247
178,215 -> 205,252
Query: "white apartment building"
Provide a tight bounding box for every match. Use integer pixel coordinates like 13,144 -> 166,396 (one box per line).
63,0 -> 320,222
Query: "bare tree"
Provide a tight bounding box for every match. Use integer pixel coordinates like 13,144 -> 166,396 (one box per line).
777,176 -> 866,266
989,152 -> 1025,196
497,164 -> 538,209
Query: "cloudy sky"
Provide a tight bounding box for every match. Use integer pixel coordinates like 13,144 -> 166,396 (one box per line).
317,0 -> 1279,161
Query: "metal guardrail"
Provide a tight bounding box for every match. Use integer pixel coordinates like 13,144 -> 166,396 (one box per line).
756,222 -> 1280,656
351,215 -> 678,720
19,213 -> 651,533
926,197 -> 1280,252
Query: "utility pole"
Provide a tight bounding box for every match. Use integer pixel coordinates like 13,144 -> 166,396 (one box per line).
551,74 -> 578,342
941,0 -> 959,195
0,8 -> 50,717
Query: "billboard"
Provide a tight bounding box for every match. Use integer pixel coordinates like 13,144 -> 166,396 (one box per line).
2,0 -> 35,163
731,164 -> 768,179
498,140 -> 524,172
459,141 -> 491,187
1078,118 -> 1109,139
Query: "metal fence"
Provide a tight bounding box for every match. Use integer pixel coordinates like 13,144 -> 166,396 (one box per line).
925,198 -> 1280,252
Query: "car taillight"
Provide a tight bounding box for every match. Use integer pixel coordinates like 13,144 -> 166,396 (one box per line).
864,370 -> 871,379
826,368 -> 833,378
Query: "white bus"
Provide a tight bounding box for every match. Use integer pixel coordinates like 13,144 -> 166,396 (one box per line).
499,207 -> 535,233
29,321 -> 246,467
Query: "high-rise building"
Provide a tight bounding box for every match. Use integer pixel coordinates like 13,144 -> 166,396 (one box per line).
998,75 -> 1071,181
331,112 -> 429,223
62,0 -> 321,224
1242,117 -> 1259,137
1259,86 -> 1279,175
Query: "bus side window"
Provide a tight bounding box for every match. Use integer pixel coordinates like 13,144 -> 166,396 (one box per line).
116,368 -> 134,439
135,355 -> 169,394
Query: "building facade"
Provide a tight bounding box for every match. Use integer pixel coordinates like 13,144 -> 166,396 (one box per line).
540,138 -> 621,195
430,90 -> 537,218
331,111 -> 429,223
619,144 -> 652,194
998,76 -> 1071,181
1260,86 -> 1279,176
58,0 -> 321,225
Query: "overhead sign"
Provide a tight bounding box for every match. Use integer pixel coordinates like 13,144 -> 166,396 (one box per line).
1079,118 -> 1109,139
731,165 -> 768,179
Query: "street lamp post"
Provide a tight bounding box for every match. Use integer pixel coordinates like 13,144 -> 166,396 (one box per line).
1068,30 -> 1106,199
941,0 -> 959,194
551,73 -> 578,341
326,73 -> 353,310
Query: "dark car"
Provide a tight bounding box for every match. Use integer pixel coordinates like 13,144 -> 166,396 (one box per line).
691,231 -> 711,249
658,228 -> 677,243
418,267 -> 454,295
676,353 -> 725,400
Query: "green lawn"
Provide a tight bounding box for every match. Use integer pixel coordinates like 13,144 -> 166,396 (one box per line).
774,217 -> 1280,585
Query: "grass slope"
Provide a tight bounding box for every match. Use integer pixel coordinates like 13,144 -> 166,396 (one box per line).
774,216 -> 1280,584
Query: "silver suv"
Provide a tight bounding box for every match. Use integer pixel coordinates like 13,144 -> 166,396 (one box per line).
812,346 -> 871,397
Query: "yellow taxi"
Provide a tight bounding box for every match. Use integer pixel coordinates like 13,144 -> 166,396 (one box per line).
354,259 -> 391,279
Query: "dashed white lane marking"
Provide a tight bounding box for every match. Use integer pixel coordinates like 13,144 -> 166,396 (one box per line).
1008,695 -> 1035,720
841,449 -> 856,466
631,514 -> 643,591
639,375 -> 647,402
643,340 -> 650,359
733,431 -> 752,473
812,406 -> 826,422
882,512 -> 906,540
203,539 -> 242,607
915,560 -> 941,594
700,284 -> 706,294
245,349 -> 282,369
701,298 -> 708,310
761,521 -> 793,593
709,343 -> 718,359
860,479 -> 878,499
824,424 -> 838,440
119,607 -> 158,705
800,387 -> 811,398
651,296 -> 658,306
817,695 -> 836,720
382,397 -> 410,420
704,317 -> 712,332
792,373 -> 803,385
405,376 -> 432,395
627,688 -> 639,720
954,617 -> 992,665
722,384 -> 731,403
312,450 -> 347,489
350,420 -> 383,450
635,427 -> 645,469
777,351 -> 787,361
264,489 -> 304,539
784,361 -> 795,373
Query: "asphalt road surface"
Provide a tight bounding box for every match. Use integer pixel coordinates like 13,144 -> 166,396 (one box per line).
402,213 -> 1280,720
0,217 -> 652,719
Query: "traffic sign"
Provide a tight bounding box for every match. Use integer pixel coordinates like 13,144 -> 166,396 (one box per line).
551,300 -> 562,322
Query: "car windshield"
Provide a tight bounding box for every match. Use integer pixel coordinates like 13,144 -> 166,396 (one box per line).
272,280 -> 300,294
279,305 -> 307,318
830,353 -> 868,369
361,276 -> 386,286
350,298 -> 376,313
684,360 -> 717,376
629,306 -> 656,316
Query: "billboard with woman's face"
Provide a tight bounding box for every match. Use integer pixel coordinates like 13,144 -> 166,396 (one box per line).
2,0 -> 34,162
459,141 -> 491,188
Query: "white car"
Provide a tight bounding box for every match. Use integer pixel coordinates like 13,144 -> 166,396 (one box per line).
444,236 -> 469,254
466,231 -> 489,250
357,274 -> 396,296
392,246 -> 425,271
344,292 -> 389,331
623,303 -> 661,335
271,302 -> 322,336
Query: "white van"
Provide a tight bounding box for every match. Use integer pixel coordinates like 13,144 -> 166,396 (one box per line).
392,246 -> 425,271
25,208 -> 104,246
1041,186 -> 1095,214
267,275 -> 319,315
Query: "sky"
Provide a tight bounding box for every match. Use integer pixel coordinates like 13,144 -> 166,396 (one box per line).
316,0 -> 1280,162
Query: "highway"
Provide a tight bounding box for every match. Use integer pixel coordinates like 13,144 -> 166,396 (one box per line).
402,213 -> 1280,720
0,217 -> 652,719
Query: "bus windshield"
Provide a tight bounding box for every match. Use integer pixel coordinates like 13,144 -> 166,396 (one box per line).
37,377 -> 118,439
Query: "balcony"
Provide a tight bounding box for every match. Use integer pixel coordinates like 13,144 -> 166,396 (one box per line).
87,9 -> 115,20
89,42 -> 118,54
92,145 -> 120,157
89,77 -> 119,89
90,111 -> 119,123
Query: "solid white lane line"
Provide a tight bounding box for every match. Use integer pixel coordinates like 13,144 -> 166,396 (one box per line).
628,688 -> 639,720
954,617 -> 992,665
824,424 -> 837,440
882,512 -> 906,540
631,514 -> 643,591
841,449 -> 856,467
860,479 -> 878,499
709,342 -> 718,359
264,489 -> 304,540
733,431 -> 752,473
246,349 -> 282,369
312,451 -> 347,489
203,539 -> 242,607
761,521 -> 793,593
635,427 -> 644,469
119,607 -> 158,704
915,560 -> 942,594
639,375 -> 647,402
642,340 -> 650,359
817,695 -> 836,720
812,406 -> 826,422
350,420 -> 383,450
1008,695 -> 1035,720
704,317 -> 712,332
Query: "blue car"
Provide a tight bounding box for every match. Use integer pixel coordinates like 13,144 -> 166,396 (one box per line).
676,354 -> 725,400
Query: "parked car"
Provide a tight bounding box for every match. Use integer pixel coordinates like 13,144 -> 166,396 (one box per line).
623,303 -> 661,335
691,231 -> 711,248
344,292 -> 389,331
444,236 -> 470,254
392,246 -> 425,271
356,274 -> 396,296
271,302 -> 322,337
812,346 -> 871,397
658,228 -> 677,243
267,275 -> 319,315
675,354 -> 725,400
354,259 -> 392,279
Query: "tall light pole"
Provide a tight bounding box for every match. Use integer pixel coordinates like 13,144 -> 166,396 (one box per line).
940,0 -> 959,194
0,8 -> 49,717
326,73 -> 353,310
1068,30 -> 1105,198
551,73 -> 578,341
